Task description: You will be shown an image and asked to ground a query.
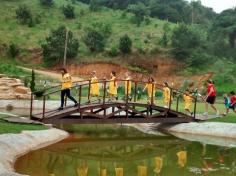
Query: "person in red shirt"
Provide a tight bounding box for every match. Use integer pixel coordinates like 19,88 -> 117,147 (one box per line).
229,91 -> 236,113
203,80 -> 219,117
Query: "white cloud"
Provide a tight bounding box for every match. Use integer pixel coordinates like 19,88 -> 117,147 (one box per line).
187,0 -> 236,13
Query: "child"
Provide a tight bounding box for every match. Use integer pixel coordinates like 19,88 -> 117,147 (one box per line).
58,68 -> 78,110
89,71 -> 101,103
163,82 -> 171,108
229,91 -> 236,114
124,72 -> 132,101
143,77 -> 156,104
107,71 -> 118,102
223,94 -> 230,116
183,89 -> 193,116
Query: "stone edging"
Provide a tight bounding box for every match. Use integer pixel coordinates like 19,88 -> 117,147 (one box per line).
0,128 -> 69,176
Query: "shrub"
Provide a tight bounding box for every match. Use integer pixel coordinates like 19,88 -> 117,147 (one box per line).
8,43 -> 20,58
30,70 -> 36,92
62,4 -> 75,19
15,5 -> 33,25
89,0 -> 101,12
39,0 -> 54,6
83,28 -> 105,52
41,26 -> 79,65
108,46 -> 119,57
119,34 -> 132,54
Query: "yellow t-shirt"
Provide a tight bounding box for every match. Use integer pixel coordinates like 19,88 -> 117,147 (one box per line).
154,156 -> 163,174
108,76 -> 117,95
90,76 -> 100,96
115,167 -> 124,176
77,166 -> 88,176
183,94 -> 193,110
125,77 -> 132,95
138,165 -> 147,176
61,73 -> 72,90
163,87 -> 171,103
144,83 -> 155,98
177,151 -> 187,168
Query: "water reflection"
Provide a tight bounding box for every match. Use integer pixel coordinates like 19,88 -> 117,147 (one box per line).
15,125 -> 236,176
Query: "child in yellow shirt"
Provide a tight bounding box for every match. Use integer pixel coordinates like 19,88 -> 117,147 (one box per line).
183,89 -> 193,115
89,71 -> 101,103
124,72 -> 132,101
108,71 -> 118,101
163,82 -> 171,108
143,77 -> 156,104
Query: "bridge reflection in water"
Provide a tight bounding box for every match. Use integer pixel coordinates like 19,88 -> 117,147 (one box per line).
15,132 -> 236,176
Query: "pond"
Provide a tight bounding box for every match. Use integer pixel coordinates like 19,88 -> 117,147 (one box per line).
15,124 -> 236,176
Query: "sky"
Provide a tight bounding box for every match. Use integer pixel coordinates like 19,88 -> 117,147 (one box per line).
186,0 -> 236,13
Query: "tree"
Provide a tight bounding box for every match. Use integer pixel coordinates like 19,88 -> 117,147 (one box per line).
171,24 -> 201,60
127,3 -> 150,26
83,28 -> 105,52
119,34 -> 132,54
212,8 -> 236,48
83,22 -> 112,52
8,43 -> 20,58
39,0 -> 54,6
63,4 -> 75,19
41,26 -> 79,65
89,0 -> 101,12
15,5 -> 33,25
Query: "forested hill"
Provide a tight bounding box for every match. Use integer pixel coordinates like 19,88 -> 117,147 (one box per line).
0,0 -> 235,83
78,0 -> 217,24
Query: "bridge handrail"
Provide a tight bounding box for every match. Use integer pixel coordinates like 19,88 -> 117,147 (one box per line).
30,79 -> 198,119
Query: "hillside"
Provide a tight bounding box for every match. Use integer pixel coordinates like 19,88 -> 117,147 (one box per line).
0,0 -> 175,61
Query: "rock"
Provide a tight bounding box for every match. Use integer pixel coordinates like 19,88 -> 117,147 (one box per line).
0,76 -> 31,100
15,87 -> 29,94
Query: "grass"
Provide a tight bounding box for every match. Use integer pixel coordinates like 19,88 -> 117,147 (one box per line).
0,114 -> 47,134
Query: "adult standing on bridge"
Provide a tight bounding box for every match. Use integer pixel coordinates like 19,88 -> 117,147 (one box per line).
58,68 -> 78,110
203,80 -> 219,117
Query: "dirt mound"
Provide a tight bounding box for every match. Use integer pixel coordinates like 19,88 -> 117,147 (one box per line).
66,60 -> 213,88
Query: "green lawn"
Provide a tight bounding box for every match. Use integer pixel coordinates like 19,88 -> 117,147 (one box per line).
0,114 -> 46,134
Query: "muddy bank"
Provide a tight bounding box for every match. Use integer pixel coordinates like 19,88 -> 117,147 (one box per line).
0,128 -> 69,176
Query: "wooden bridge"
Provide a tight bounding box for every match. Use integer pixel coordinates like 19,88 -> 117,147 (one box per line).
30,80 -> 197,124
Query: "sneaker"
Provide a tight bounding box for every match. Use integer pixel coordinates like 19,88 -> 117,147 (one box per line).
203,112 -> 208,116
164,105 -> 168,108
216,110 -> 220,117
57,107 -> 63,110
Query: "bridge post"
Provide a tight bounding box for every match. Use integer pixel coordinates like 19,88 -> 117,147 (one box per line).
88,80 -> 91,102
78,85 -> 82,108
134,82 -> 137,102
176,96 -> 179,112
169,88 -> 172,110
103,81 -> 107,105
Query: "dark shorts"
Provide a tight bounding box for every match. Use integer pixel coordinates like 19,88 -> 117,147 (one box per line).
206,96 -> 216,104
229,104 -> 236,110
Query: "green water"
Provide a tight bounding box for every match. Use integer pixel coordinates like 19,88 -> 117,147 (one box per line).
15,125 -> 236,176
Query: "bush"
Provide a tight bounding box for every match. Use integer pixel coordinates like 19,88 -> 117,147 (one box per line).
83,22 -> 112,53
39,0 -> 53,6
41,26 -> 79,65
119,34 -> 132,54
8,43 -> 20,58
107,46 -> 119,57
62,4 -> 75,19
83,28 -> 105,52
15,5 -> 33,25
89,0 -> 101,12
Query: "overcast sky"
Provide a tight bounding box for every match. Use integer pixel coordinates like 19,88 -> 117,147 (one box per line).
186,0 -> 236,13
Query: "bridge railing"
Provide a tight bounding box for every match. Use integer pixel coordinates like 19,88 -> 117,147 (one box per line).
30,79 -> 197,119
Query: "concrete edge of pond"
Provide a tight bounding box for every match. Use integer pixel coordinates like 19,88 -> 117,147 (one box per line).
0,128 -> 69,176
156,122 -> 236,145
